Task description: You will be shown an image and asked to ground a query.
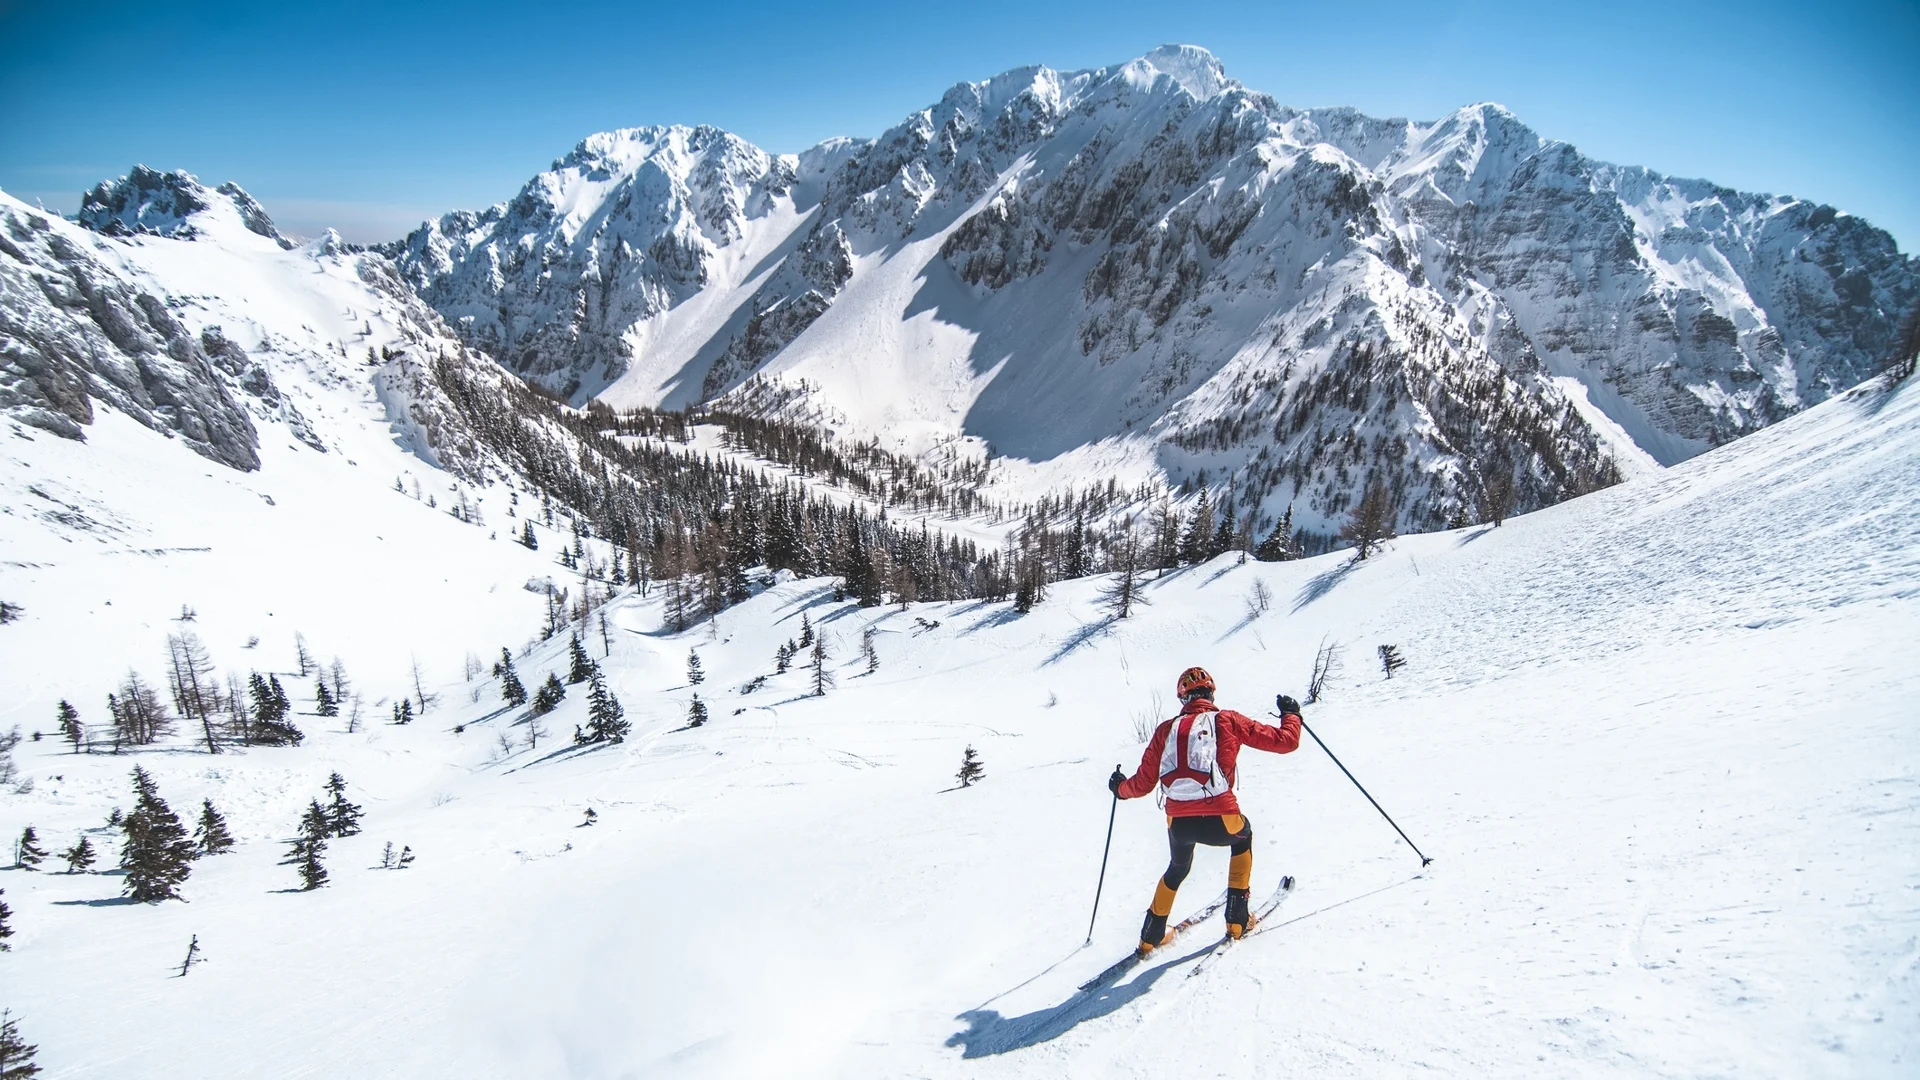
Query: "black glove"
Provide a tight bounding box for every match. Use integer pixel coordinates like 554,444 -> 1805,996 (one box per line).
1276,694 -> 1302,716
1108,767 -> 1127,795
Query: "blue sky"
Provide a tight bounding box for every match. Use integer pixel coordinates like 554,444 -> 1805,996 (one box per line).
2,0 -> 1914,247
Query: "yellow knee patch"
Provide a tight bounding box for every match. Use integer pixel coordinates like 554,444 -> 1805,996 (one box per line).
1222,814 -> 1245,833
1229,849 -> 1253,890
1150,880 -> 1178,918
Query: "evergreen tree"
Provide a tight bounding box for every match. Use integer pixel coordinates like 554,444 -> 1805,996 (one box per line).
392,699 -> 414,725
14,828 -> 46,870
1254,504 -> 1299,562
286,800 -> 329,891
798,613 -> 814,649
55,701 -> 82,754
120,766 -> 194,902
532,673 -> 566,716
956,745 -> 985,788
314,679 -> 338,717
194,800 -> 235,855
567,633 -> 594,684
577,669 -> 628,743
0,1008 -> 37,1077
0,891 -> 11,952
686,649 -> 704,686
323,773 -> 363,838
520,520 -> 538,550
809,634 -> 833,698
61,835 -> 96,873
775,642 -> 793,674
862,627 -> 879,674
497,648 -> 528,707
1181,489 -> 1215,564
396,845 -> 415,869
247,673 -> 304,745
687,693 -> 708,728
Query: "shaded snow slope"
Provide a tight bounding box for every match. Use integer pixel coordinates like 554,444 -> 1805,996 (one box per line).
2,369 -> 1914,1077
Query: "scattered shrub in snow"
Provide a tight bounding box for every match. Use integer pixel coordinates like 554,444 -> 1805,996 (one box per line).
496,648 -> 528,707
14,827 -> 46,870
1307,638 -> 1342,704
61,835 -> 96,873
55,701 -> 82,754
575,669 -> 628,744
194,800 -> 235,856
0,892 -> 11,952
861,628 -> 879,674
324,773 -> 363,838
0,599 -> 19,624
286,800 -> 330,891
0,1008 -> 36,1075
532,674 -> 565,716
567,634 -> 594,684
109,672 -> 173,748
955,745 -> 985,788
1379,644 -> 1407,679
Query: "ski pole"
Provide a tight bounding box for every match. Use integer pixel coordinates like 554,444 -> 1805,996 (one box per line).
1283,714 -> 1433,867
1086,768 -> 1121,944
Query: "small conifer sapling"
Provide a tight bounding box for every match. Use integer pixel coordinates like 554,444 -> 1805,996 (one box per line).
956,745 -> 985,788
688,694 -> 708,728
324,773 -> 363,837
194,799 -> 236,855
61,835 -> 96,873
0,1008 -> 37,1077
14,828 -> 46,870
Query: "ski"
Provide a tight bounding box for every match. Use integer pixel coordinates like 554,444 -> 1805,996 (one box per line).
1186,874 -> 1296,979
1077,889 -> 1228,991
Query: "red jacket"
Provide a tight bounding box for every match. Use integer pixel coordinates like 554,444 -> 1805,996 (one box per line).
1119,699 -> 1301,817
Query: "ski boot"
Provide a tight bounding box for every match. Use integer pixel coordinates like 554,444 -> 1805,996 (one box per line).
1136,909 -> 1170,958
1225,887 -> 1253,939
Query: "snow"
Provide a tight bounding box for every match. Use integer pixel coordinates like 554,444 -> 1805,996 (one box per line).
3,353 -> 1916,1077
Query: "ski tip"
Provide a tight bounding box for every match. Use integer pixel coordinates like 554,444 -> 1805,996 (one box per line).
1281,874 -> 1295,890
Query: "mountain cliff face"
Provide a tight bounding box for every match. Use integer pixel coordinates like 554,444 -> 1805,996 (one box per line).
2,169 -> 518,479
376,45 -> 1913,533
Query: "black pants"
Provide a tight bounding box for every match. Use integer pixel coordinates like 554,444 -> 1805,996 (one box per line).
1163,813 -> 1252,891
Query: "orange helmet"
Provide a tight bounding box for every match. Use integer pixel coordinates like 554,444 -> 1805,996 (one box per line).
1176,666 -> 1215,701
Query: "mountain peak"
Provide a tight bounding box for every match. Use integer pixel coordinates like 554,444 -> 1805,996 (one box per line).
77,165 -> 288,247
1125,43 -> 1234,100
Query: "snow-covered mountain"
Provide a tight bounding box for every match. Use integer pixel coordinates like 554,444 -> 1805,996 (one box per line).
390,45 -> 1915,535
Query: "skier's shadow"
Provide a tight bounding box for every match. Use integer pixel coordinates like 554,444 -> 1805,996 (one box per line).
945,945 -> 1209,1057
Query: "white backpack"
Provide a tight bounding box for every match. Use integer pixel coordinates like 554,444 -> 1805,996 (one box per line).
1157,709 -> 1231,803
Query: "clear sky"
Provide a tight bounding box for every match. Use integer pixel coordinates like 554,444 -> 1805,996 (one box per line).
2,0 -> 1914,248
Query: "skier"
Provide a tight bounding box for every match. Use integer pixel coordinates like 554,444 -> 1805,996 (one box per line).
1108,667 -> 1302,955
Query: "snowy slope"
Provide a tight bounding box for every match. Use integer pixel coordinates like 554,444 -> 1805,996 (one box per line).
1,178 -> 570,700
3,363 -> 1914,1078
392,45 -> 1915,539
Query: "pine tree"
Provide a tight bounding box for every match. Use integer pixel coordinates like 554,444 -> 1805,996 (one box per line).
687,693 -> 708,728
956,745 -> 985,788
686,649 -> 704,686
577,669 -> 628,743
0,891 -> 11,952
14,828 -> 46,870
532,673 -> 566,716
61,835 -> 96,873
396,845 -> 415,869
392,699 -> 414,725
314,679 -> 338,717
567,633 -> 594,684
55,701 -> 82,754
862,627 -> 879,674
194,800 -> 235,855
798,612 -> 814,649
121,766 -> 194,902
1181,488 -> 1215,564
286,800 -> 329,890
323,773 -> 363,838
809,634 -> 833,697
1254,503 -> 1299,562
498,648 -> 528,707
520,520 -> 538,550
246,672 -> 304,746
775,641 -> 792,674
0,1008 -> 37,1078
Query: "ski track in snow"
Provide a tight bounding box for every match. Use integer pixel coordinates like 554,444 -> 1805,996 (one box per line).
1,371 -> 1917,1076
